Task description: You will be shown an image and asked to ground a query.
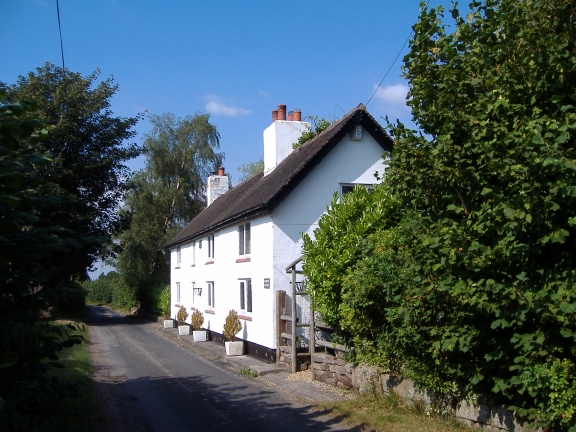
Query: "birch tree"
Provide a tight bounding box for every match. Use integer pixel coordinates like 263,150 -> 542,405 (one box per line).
116,112 -> 223,308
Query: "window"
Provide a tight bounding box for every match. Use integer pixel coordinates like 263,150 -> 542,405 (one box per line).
192,242 -> 195,264
176,246 -> 181,265
239,222 -> 251,255
341,184 -> 374,196
239,279 -> 252,312
208,235 -> 214,258
176,282 -> 181,303
207,282 -> 215,307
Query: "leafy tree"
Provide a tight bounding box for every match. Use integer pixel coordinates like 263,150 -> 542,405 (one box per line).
237,158 -> 263,183
0,91 -> 85,430
305,0 -> 576,428
292,116 -> 331,148
116,112 -> 223,311
5,63 -> 141,280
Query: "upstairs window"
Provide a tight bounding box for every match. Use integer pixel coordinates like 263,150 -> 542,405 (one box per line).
176,246 -> 181,265
341,183 -> 373,196
239,279 -> 252,312
208,235 -> 214,258
239,222 -> 251,255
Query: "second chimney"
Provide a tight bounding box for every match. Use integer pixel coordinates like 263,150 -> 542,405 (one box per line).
277,104 -> 287,120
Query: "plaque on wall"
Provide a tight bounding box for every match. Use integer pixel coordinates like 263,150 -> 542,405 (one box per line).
264,278 -> 270,289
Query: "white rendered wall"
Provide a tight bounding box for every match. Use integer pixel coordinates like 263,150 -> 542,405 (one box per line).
263,120 -> 310,175
170,214 -> 277,348
170,130 -> 387,351
271,130 -> 388,299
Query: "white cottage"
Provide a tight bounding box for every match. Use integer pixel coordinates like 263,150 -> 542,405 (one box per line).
166,103 -> 393,362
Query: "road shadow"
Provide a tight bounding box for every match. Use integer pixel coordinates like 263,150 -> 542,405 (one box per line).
123,373 -> 364,432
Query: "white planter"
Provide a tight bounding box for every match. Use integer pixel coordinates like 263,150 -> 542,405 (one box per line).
163,319 -> 174,329
225,341 -> 243,356
193,330 -> 207,342
178,325 -> 190,335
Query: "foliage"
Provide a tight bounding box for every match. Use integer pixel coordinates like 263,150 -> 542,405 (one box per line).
5,63 -> 141,280
116,112 -> 223,310
0,91 -> 86,430
83,271 -> 137,310
192,310 -> 204,330
292,116 -> 331,148
239,367 -> 258,377
176,305 -> 188,323
223,309 -> 242,341
304,0 -> 576,429
237,158 -> 263,183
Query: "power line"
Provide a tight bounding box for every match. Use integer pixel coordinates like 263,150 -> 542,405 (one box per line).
56,0 -> 65,70
366,0 -> 431,106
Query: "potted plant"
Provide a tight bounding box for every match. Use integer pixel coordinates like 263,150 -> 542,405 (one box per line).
176,306 -> 190,335
223,309 -> 243,356
163,312 -> 175,329
191,310 -> 206,342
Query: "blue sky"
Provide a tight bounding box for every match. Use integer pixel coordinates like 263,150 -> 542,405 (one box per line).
2,0 -> 454,276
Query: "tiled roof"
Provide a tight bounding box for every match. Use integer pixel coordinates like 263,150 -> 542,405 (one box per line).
166,104 -> 393,249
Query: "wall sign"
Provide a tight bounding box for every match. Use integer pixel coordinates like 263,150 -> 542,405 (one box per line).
264,278 -> 270,289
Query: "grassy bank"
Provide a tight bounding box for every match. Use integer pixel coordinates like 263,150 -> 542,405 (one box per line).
321,392 -> 472,432
45,319 -> 96,432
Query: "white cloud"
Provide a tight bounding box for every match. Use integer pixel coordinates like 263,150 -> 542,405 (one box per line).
204,95 -> 252,117
373,83 -> 409,108
259,90 -> 270,98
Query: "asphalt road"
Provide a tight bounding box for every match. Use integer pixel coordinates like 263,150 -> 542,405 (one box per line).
88,305 -> 355,432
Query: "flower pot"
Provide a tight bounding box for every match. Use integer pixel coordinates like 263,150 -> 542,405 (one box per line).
178,324 -> 190,335
225,341 -> 243,356
163,319 -> 174,329
193,330 -> 207,342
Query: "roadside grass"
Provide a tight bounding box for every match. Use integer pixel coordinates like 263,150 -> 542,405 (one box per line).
321,392 -> 472,432
45,317 -> 97,432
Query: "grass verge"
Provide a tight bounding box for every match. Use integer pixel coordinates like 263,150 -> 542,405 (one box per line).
320,392 -> 472,432
46,318 -> 97,432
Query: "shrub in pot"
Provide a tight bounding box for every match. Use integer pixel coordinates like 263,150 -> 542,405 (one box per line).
192,310 -> 206,342
223,309 -> 243,356
176,306 -> 190,335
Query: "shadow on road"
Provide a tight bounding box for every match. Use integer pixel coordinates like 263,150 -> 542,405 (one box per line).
125,373 -> 364,432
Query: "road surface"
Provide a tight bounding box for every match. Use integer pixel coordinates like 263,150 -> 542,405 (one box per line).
87,305 -> 357,432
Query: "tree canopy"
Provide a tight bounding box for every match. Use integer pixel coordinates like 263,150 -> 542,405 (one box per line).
0,90 -> 86,430
116,112 -> 223,311
304,0 -> 576,429
237,158 -> 263,183
5,63 -> 141,280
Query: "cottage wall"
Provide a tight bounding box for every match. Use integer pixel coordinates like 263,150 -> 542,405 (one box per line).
170,128 -> 388,354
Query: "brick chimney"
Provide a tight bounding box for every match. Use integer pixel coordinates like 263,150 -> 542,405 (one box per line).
207,166 -> 229,206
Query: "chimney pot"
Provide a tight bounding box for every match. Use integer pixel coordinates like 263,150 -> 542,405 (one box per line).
288,111 -> 294,121
272,110 -> 278,122
293,109 -> 302,121
277,104 -> 287,121
218,166 -> 225,176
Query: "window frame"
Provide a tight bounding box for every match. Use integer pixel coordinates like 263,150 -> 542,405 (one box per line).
239,222 -> 251,256
176,282 -> 181,303
207,281 -> 215,307
208,235 -> 214,259
239,278 -> 252,313
176,246 -> 181,265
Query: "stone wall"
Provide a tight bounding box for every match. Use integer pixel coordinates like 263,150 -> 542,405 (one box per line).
278,345 -> 310,371
311,353 -> 535,432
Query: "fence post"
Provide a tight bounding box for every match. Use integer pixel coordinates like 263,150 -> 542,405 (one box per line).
310,295 -> 315,380
276,290 -> 282,366
291,266 -> 297,374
